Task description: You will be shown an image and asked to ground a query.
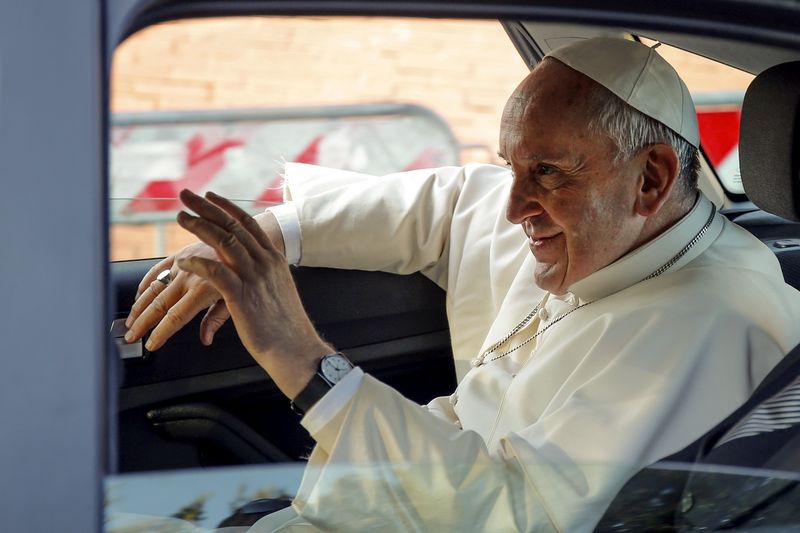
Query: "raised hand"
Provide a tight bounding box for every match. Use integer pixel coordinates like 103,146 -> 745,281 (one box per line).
124,206 -> 286,351
175,189 -> 331,399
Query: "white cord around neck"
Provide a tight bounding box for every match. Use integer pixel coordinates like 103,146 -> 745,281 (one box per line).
470,204 -> 717,368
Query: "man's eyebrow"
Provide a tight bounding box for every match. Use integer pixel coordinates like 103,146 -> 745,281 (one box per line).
497,151 -> 581,168
497,151 -> 553,162
521,152 -> 581,167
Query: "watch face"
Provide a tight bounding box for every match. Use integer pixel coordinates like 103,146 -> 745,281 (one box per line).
320,354 -> 353,383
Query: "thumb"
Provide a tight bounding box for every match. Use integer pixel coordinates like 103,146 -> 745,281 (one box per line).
200,300 -> 231,345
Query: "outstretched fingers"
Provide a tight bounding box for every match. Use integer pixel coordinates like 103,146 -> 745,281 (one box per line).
178,190 -> 267,271
203,191 -> 277,252
143,287 -> 217,350
125,278 -> 179,340
177,213 -> 254,278
177,256 -> 240,302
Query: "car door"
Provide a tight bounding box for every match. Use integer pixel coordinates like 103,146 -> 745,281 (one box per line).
114,261 -> 456,469
1,2 -> 106,532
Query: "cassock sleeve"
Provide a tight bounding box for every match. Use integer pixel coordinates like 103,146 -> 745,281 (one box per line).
277,162 -> 529,375
281,162 -> 472,288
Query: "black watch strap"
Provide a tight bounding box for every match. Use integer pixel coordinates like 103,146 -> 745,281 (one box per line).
290,352 -> 354,416
290,373 -> 334,416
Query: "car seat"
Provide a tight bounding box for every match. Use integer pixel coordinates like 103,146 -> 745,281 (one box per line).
728,60 -> 800,288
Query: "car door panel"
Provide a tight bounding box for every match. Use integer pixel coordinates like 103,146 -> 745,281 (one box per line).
113,259 -> 456,471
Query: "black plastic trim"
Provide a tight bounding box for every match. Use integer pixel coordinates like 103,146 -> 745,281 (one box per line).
112,259 -> 450,386
501,19 -> 543,69
147,402 -> 293,462
117,1 -> 800,51
119,330 -> 452,410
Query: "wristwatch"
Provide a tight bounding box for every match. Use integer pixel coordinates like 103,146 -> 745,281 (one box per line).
290,352 -> 355,416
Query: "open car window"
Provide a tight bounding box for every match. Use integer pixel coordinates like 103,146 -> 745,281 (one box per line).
109,16 -> 529,261
110,18 -> 762,265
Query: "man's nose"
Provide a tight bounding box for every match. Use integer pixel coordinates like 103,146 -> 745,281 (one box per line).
506,178 -> 544,224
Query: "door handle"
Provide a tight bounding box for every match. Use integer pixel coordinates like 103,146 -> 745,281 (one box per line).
110,318 -> 144,359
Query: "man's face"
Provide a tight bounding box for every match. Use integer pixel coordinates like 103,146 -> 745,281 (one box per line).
499,59 -> 648,295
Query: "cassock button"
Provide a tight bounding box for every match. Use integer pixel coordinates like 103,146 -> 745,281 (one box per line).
679,491 -> 694,514
537,307 -> 550,321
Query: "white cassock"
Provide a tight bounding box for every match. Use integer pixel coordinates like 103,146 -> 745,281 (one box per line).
251,163 -> 800,532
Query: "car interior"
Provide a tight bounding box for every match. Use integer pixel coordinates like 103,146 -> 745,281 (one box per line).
110,13 -> 800,516
735,61 -> 800,287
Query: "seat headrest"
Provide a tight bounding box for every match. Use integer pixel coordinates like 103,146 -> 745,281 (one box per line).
740,61 -> 800,221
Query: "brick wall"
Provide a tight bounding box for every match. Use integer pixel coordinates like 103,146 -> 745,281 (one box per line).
112,17 -> 530,153
110,17 -> 753,260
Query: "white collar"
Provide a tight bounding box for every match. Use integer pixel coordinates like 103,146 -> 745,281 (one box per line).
569,193 -> 723,302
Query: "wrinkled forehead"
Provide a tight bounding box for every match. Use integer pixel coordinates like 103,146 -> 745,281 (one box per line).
503,59 -> 597,120
500,59 -> 599,153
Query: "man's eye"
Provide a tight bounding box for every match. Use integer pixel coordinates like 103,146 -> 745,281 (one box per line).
536,164 -> 556,176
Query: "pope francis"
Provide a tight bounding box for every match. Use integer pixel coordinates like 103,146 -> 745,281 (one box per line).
125,38 -> 800,532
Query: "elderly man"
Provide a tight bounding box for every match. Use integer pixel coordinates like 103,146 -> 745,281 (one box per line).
125,38 -> 800,531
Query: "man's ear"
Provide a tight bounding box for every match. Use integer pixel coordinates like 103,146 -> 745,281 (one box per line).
634,143 -> 680,217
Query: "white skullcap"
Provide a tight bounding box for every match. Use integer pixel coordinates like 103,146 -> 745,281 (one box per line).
545,37 -> 700,148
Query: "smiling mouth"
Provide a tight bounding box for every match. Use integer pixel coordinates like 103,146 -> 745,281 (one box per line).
528,233 -> 561,244
528,233 -> 561,247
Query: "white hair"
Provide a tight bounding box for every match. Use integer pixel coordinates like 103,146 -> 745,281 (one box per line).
586,84 -> 700,197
